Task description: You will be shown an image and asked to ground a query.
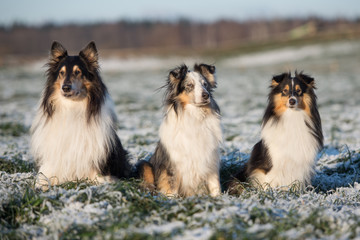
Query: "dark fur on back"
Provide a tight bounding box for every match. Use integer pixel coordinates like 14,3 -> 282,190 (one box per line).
150,141 -> 175,185
245,140 -> 272,177
101,128 -> 131,179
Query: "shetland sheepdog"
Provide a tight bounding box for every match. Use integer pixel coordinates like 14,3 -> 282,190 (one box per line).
138,64 -> 223,197
231,71 -> 323,191
31,41 -> 130,188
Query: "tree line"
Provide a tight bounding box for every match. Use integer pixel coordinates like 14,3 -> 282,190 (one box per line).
0,18 -> 359,57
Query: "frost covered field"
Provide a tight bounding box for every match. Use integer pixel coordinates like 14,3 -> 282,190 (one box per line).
1,40 -> 360,239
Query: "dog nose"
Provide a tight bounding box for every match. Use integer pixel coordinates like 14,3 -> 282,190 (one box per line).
202,92 -> 209,100
62,84 -> 71,93
289,98 -> 296,106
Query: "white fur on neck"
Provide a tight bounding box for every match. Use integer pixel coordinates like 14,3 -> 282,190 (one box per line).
31,92 -> 116,183
259,109 -> 318,188
159,104 -> 222,194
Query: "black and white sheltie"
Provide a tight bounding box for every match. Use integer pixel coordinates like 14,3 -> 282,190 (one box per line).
31,41 -> 130,188
139,64 -> 223,197
231,71 -> 323,191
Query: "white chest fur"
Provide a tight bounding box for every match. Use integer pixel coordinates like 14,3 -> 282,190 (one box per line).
260,109 -> 318,188
31,94 -> 116,182
159,105 -> 222,191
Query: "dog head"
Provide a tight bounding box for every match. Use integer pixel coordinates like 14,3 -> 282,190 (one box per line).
47,41 -> 99,101
166,63 -> 216,111
270,71 -> 316,115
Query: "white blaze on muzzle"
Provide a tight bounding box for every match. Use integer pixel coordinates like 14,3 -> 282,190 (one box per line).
188,72 -> 211,105
288,78 -> 298,108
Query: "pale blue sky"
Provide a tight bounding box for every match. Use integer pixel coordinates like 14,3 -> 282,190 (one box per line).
1,0 -> 359,26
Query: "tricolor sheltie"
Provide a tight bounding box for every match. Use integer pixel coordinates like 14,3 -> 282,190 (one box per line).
31,41 -> 130,188
231,71 -> 323,191
139,64 -> 223,197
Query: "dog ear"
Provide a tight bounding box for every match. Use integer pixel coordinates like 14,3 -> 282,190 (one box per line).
79,41 -> 99,71
194,63 -> 216,88
49,41 -> 68,65
297,71 -> 315,88
271,73 -> 289,88
169,64 -> 188,84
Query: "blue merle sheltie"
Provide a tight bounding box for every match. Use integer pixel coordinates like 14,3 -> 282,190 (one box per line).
231,71 -> 323,191
138,64 -> 223,197
31,41 -> 130,188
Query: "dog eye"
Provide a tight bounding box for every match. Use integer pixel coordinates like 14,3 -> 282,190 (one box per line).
59,70 -> 65,76
186,83 -> 194,90
282,89 -> 288,95
296,89 -> 302,95
74,70 -> 81,75
203,81 -> 208,88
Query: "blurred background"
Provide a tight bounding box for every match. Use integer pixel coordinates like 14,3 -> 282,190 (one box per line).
0,0 -> 359,64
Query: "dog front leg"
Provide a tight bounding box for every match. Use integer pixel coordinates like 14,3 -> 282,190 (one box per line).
157,170 -> 178,197
35,166 -> 59,190
207,173 -> 221,197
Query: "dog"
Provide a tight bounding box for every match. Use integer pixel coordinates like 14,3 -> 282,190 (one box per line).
230,71 -> 323,192
31,41 -> 130,188
138,64 -> 223,197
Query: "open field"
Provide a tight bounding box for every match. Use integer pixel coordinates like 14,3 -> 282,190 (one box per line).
1,40 -> 360,239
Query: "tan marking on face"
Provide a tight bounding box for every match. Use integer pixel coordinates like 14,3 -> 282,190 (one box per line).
178,92 -> 191,108
59,66 -> 66,75
282,85 -> 290,95
58,66 -> 66,82
295,85 -> 303,96
72,65 -> 82,75
55,65 -> 67,95
157,170 -> 173,195
273,93 -> 288,116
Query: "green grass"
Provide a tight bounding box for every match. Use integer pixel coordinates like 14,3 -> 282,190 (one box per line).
0,122 -> 28,137
1,187 -> 48,229
1,146 -> 360,239
0,155 -> 35,174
